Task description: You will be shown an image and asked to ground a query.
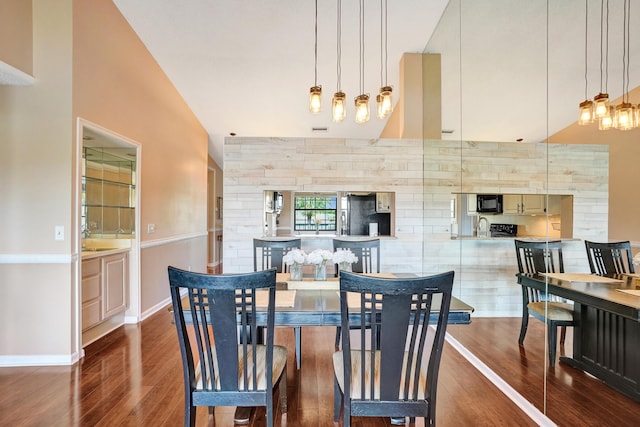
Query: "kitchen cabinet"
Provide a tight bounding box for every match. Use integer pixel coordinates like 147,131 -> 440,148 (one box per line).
102,252 -> 129,318
504,194 -> 546,215
466,194 -> 477,214
82,251 -> 129,331
375,192 -> 392,213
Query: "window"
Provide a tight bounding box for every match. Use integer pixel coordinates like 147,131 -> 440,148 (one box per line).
294,194 -> 337,232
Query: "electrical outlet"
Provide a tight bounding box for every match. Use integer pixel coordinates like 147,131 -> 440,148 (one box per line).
147,223 -> 155,234
55,226 -> 64,241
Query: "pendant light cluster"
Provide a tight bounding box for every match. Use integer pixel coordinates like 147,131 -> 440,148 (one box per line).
309,0 -> 393,124
579,0 -> 637,131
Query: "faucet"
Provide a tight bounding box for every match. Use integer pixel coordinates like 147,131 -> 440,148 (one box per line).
81,224 -> 91,239
477,216 -> 489,237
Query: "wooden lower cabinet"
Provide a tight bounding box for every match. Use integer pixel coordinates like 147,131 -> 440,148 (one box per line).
82,252 -> 129,331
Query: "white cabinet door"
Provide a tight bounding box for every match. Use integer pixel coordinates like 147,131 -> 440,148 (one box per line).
522,195 -> 546,214
102,253 -> 129,318
503,195 -> 521,214
466,194 -> 477,214
376,192 -> 392,213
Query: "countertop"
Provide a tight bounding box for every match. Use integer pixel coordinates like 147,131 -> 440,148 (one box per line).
81,247 -> 130,259
256,235 -> 396,241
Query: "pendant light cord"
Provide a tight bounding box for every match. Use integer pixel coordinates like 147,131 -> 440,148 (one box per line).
314,0 -> 318,87
336,0 -> 342,91
359,0 -> 365,95
584,0 -> 589,100
623,0 -> 630,103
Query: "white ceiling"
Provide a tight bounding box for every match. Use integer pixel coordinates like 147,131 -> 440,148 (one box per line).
113,0 -> 640,166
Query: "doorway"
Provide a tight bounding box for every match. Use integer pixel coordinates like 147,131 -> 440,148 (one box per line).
75,118 -> 141,353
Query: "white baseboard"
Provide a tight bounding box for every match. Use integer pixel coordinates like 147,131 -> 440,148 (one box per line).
0,353 -> 78,367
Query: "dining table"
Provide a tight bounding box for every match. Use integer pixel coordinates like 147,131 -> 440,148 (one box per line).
180,271 -> 475,424
517,272 -> 640,402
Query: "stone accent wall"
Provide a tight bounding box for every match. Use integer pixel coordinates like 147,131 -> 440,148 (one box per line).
224,137 -> 608,316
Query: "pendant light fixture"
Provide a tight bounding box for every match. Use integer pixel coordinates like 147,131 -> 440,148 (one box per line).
614,0 -> 636,130
309,0 -> 322,114
579,0 -> 594,125
355,0 -> 370,124
594,0 -> 610,120
332,0 -> 346,122
377,0 -> 392,119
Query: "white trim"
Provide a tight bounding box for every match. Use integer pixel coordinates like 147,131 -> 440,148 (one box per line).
445,332 -> 557,427
0,254 -> 73,264
0,352 -> 79,367
140,232 -> 208,249
140,296 -> 172,321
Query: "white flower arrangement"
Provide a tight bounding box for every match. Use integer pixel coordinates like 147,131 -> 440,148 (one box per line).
283,248 -> 307,266
332,249 -> 358,265
307,249 -> 334,265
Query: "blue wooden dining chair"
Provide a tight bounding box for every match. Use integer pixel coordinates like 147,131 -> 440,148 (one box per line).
333,270 -> 454,427
168,266 -> 287,427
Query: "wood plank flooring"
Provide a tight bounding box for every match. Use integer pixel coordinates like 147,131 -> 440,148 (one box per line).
0,308 -> 638,426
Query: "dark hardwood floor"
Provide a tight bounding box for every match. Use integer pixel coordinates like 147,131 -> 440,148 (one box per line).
1,308 -> 638,426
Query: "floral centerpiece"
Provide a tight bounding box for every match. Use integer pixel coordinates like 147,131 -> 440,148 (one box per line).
307,249 -> 334,281
283,248 -> 307,281
333,249 -> 358,273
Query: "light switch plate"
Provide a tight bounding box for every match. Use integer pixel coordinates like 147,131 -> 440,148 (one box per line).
55,225 -> 64,241
147,223 -> 155,234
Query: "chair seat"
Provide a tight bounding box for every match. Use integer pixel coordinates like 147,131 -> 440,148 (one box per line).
527,301 -> 573,322
333,350 -> 427,400
196,344 -> 288,391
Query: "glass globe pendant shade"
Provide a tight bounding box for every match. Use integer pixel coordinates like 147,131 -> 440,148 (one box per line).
309,86 -> 322,114
354,94 -> 370,124
332,91 -> 346,122
593,93 -> 610,118
598,106 -> 614,130
614,102 -> 636,131
578,100 -> 594,125
377,86 -> 393,119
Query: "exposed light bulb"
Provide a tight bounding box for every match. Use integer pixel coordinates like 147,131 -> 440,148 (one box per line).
355,94 -> 370,124
332,92 -> 346,122
578,100 -> 594,125
309,86 -> 322,114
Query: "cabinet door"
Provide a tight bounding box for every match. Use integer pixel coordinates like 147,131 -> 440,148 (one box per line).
522,195 -> 546,214
503,195 -> 521,214
466,194 -> 477,214
102,253 -> 128,318
376,192 -> 391,213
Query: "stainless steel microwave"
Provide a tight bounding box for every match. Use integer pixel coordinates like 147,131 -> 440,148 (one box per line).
477,194 -> 503,214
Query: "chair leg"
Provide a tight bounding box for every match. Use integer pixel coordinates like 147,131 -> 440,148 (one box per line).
548,323 -> 557,367
333,372 -> 343,422
279,366 -> 288,414
559,325 -> 567,345
295,327 -> 301,370
518,310 -> 529,344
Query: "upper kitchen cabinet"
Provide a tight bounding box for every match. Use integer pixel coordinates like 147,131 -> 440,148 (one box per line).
376,192 -> 392,213
503,194 -> 546,215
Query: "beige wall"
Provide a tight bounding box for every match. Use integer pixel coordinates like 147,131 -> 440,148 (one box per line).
0,0 -> 210,366
0,0 -> 33,74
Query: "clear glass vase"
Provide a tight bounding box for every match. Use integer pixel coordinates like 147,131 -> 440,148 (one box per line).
289,263 -> 303,281
339,262 -> 352,273
314,263 -> 327,281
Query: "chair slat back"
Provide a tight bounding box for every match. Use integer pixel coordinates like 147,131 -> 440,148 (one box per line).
168,267 -> 277,394
333,239 -> 380,274
338,271 -> 454,409
585,240 -> 635,275
515,240 -> 564,303
254,239 -> 301,273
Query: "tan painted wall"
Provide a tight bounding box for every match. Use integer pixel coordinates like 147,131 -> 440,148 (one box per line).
549,86 -> 640,241
0,0 -> 210,365
0,0 -> 33,74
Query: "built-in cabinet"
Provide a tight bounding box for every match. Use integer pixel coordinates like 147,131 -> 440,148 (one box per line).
375,192 -> 392,213
82,252 -> 129,331
503,194 -> 546,215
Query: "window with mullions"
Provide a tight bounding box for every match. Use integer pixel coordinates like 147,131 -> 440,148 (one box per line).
294,194 -> 337,232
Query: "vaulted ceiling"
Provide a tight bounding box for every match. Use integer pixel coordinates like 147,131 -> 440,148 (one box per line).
113,0 -> 640,166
